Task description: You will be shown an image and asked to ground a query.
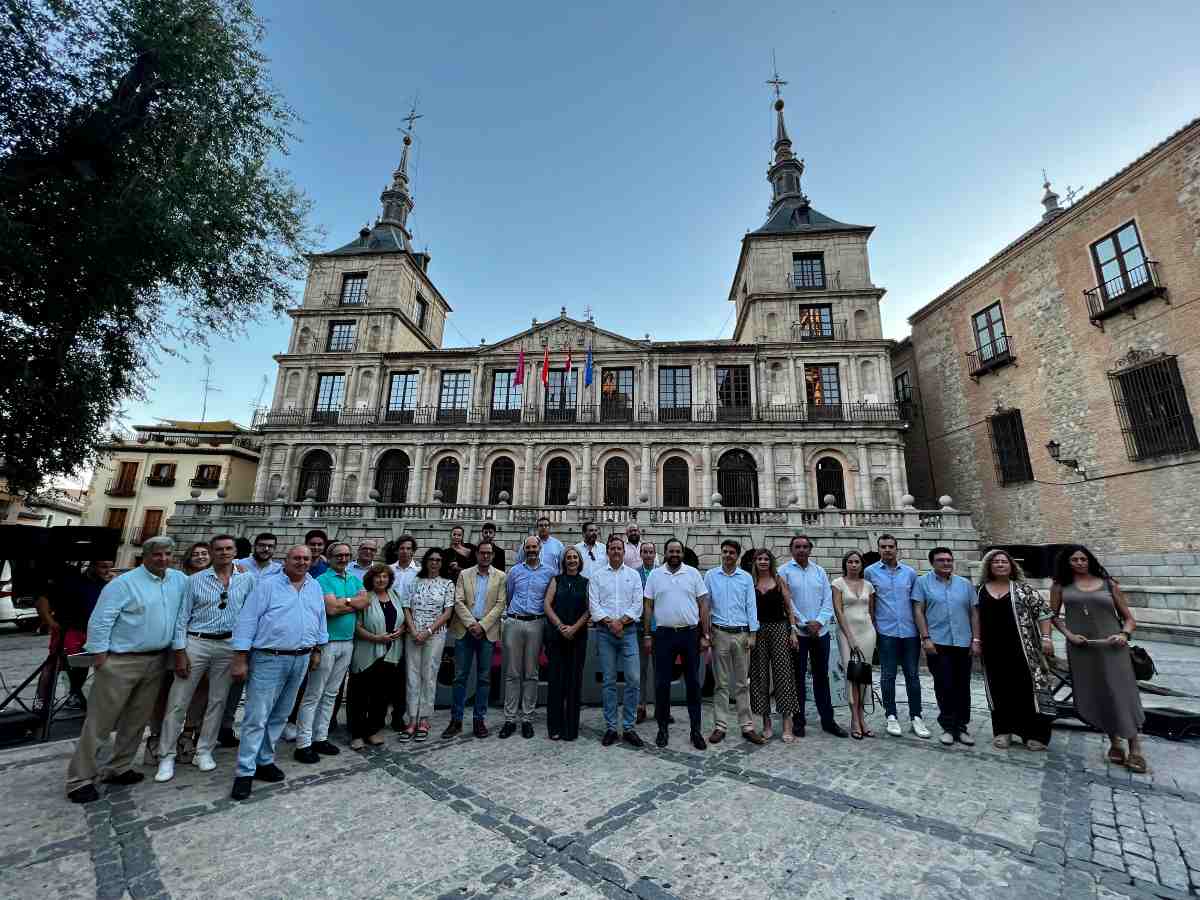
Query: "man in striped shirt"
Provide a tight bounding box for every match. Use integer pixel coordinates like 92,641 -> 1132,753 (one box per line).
155,534 -> 254,783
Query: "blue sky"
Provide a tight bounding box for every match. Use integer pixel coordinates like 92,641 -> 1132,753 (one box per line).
128,0 -> 1200,428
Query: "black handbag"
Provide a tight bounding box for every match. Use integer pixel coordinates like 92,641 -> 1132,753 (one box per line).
1129,644 -> 1156,681
846,648 -> 873,686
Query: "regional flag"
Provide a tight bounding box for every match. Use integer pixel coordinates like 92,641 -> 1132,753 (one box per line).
584,345 -> 593,386
515,346 -> 525,386
540,347 -> 549,386
565,346 -> 573,373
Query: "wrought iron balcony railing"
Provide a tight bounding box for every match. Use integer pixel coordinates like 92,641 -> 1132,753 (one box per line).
966,334 -> 1015,378
1085,261 -> 1166,324
105,478 -> 137,497
790,320 -> 847,341
145,474 -> 176,487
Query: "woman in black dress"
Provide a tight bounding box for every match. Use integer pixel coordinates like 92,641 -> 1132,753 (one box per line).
544,547 -> 591,741
976,549 -> 1056,750
748,549 -> 800,742
444,525 -> 476,584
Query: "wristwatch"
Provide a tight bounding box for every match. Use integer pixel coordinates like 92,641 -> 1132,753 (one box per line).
920,634 -> 931,641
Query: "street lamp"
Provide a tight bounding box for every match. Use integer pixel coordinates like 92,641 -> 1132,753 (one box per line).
1045,440 -> 1085,478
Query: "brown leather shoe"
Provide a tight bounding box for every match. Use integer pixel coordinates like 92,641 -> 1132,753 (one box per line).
708,728 -> 726,744
635,706 -> 647,725
472,720 -> 489,739
741,729 -> 767,746
441,720 -> 463,739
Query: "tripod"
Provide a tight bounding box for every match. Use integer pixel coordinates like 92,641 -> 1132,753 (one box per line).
0,631 -> 88,742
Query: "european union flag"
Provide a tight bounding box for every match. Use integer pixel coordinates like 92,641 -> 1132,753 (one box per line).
584,345 -> 593,386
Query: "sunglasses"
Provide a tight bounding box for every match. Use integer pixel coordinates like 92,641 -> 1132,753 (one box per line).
218,590 -> 229,610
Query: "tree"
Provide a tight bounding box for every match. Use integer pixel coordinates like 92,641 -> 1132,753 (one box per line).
0,0 -> 314,492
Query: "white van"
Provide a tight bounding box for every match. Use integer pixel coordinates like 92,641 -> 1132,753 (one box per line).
0,561 -> 41,629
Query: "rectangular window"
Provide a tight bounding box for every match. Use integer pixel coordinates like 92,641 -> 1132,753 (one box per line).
545,370 -> 578,423
385,372 -> 419,423
894,371 -> 912,402
313,373 -> 345,424
805,364 -> 841,419
791,253 -> 826,289
104,507 -> 128,538
988,409 -> 1034,485
108,461 -> 138,496
796,304 -> 835,338
1092,222 -> 1149,303
136,509 -> 164,545
415,295 -> 428,330
326,321 -> 356,352
972,302 -> 1009,362
491,370 -> 522,422
438,371 -> 471,424
600,367 -> 634,422
658,366 -> 692,422
147,462 -> 176,486
1109,354 -> 1199,461
191,464 -> 221,488
339,273 -> 367,306
715,365 -> 752,421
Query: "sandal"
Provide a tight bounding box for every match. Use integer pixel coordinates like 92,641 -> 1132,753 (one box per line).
350,738 -> 365,750
851,730 -> 864,741
763,721 -> 775,741
414,721 -> 430,742
1025,740 -> 1047,752
1107,745 -> 1127,765
1125,753 -> 1148,774
397,727 -> 415,743
992,734 -> 1011,750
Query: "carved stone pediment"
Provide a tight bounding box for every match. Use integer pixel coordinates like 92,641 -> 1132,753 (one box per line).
486,316 -> 647,355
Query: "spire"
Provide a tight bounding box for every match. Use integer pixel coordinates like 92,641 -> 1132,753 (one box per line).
1041,169 -> 1063,221
765,62 -> 806,214
378,106 -> 423,246
773,98 -> 793,163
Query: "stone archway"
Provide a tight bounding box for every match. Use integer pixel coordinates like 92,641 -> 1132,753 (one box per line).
717,449 -> 759,508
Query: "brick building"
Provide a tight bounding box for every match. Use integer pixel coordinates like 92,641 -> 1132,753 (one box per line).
895,117 -> 1200,572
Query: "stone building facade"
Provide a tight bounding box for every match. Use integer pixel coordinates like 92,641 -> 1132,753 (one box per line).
250,95 -> 914,515
895,117 -> 1200,639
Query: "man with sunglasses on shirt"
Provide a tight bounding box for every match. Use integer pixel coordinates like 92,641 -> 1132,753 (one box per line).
155,534 -> 255,783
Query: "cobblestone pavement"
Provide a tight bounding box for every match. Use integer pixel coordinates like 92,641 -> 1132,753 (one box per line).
1,632 -> 1198,899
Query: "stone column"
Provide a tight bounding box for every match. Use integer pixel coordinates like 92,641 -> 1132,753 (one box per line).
465,442 -> 480,505
701,443 -> 713,507
471,361 -> 485,415
640,356 -> 650,414
523,443 -> 535,506
280,443 -> 298,499
844,356 -> 858,405
788,356 -> 801,407
797,361 -> 808,415
890,445 -> 908,506
358,441 -> 372,501
581,442 -> 593,506
253,444 -> 272,501
640,443 -> 651,504
411,444 -> 426,502
762,442 -> 777,508
857,443 -> 873,510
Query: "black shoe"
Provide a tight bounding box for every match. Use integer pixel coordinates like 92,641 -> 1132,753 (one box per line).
521,722 -> 534,739
102,769 -> 144,786
67,784 -> 99,804
623,730 -> 644,748
254,763 -> 286,783
636,706 -> 647,725
601,729 -> 619,746
690,731 -> 708,751
822,722 -> 849,739
231,776 -> 253,801
311,740 -> 340,756
293,746 -> 320,764
498,722 -> 517,739
473,720 -> 489,739
655,728 -> 669,748
792,723 -> 806,738
668,714 -> 677,724
442,720 -> 463,739
217,727 -> 238,748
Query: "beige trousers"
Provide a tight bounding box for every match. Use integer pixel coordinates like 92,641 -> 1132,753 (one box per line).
711,628 -> 753,732
502,618 -> 543,723
159,638 -> 235,759
66,651 -> 167,793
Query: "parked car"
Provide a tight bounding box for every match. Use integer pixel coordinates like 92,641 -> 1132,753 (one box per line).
0,578 -> 40,630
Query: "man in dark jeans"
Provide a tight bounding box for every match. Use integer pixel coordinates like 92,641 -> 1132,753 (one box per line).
36,561 -> 112,710
865,535 -> 931,739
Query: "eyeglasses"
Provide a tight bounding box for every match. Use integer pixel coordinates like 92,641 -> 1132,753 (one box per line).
218,590 -> 229,610
332,553 -> 352,559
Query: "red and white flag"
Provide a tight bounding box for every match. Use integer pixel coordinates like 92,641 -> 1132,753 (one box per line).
515,346 -> 525,386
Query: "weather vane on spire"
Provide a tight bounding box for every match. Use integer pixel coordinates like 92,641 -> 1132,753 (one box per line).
767,50 -> 787,98
401,102 -> 423,137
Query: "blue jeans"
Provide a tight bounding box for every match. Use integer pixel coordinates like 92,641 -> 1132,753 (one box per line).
236,651 -> 309,777
451,633 -> 493,722
595,627 -> 640,730
878,634 -> 923,719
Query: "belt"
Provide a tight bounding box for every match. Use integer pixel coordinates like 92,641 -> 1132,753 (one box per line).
509,614 -> 544,622
189,631 -> 233,640
656,624 -> 696,632
110,649 -> 166,657
713,624 -> 750,634
254,647 -> 314,656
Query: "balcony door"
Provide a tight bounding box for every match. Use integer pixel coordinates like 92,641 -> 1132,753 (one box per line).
114,461 -> 138,494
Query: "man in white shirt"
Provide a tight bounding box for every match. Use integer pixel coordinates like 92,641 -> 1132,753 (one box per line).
643,538 -> 710,751
622,523 -> 657,569
588,534 -> 645,748
573,521 -> 603,578
347,539 -> 379,580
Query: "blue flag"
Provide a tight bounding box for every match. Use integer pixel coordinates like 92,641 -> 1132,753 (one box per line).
584,345 -> 593,386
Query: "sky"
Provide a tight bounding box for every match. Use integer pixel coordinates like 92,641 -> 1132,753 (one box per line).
126,0 -> 1200,429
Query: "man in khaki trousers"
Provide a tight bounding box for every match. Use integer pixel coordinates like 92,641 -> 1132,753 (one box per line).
703,539 -> 765,746
66,536 -> 188,803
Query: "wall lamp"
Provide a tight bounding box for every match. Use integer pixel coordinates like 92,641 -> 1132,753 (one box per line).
1045,440 -> 1086,478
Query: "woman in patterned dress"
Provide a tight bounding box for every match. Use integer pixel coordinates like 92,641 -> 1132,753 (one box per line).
399,549 -> 455,742
748,548 -> 800,742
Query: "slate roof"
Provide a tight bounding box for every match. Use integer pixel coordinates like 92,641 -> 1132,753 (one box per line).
322,223 -> 409,256
752,197 -> 872,237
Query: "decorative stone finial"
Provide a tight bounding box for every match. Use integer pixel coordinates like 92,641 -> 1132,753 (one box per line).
900,493 -> 915,509
938,495 -> 955,510
822,493 -> 837,508
304,488 -> 316,500
433,489 -> 443,502
788,492 -> 799,507
498,490 -> 510,505
216,488 -> 227,499
711,492 -> 722,505
567,491 -> 577,503
368,488 -> 380,501
190,488 -> 201,499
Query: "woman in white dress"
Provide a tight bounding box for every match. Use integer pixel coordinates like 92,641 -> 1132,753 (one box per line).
832,550 -> 877,739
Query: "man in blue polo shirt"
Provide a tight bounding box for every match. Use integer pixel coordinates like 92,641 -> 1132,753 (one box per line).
502,536 -> 555,738
865,534 -> 930,739
912,546 -> 979,746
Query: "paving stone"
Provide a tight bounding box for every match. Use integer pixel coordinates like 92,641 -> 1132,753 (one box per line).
1094,836 -> 1124,857
1093,851 -> 1126,872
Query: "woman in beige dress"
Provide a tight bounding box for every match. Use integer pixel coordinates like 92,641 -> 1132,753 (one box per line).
832,550 -> 876,739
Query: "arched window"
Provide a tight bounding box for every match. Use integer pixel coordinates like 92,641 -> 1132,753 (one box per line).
545,457 -> 571,505
662,456 -> 689,507
374,450 -> 410,503
434,457 -> 460,504
602,458 -> 629,507
872,477 -> 891,510
488,457 -> 515,505
717,449 -> 759,508
816,457 -> 846,509
296,449 -> 333,501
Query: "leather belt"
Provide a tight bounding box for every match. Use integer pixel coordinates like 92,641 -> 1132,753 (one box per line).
110,649 -> 166,657
656,624 -> 696,632
509,614 -> 544,622
255,647 -> 314,656
713,624 -> 750,634
189,631 -> 232,640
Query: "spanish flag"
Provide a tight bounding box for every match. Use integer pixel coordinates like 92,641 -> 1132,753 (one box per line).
540,346 -> 549,386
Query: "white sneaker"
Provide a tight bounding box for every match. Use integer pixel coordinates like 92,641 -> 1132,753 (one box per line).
939,729 -> 954,746
885,715 -> 902,736
154,758 -> 175,783
912,717 -> 931,739
193,751 -> 216,772
282,723 -> 298,742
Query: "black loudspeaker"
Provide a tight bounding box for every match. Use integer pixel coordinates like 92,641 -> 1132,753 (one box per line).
1142,707 -> 1200,741
0,525 -> 120,598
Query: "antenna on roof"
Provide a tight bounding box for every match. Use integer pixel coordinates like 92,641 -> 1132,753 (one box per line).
200,355 -> 222,422
251,374 -> 268,419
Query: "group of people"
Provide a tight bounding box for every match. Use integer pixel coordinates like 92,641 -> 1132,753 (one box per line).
60,519 -> 1151,804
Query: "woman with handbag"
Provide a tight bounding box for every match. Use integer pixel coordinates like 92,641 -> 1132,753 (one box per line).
977,550 -> 1056,751
544,547 -> 590,741
833,550 -> 877,740
748,549 -> 800,742
1050,546 -> 1147,773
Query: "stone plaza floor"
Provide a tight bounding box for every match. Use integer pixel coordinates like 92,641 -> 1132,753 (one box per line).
1,628 -> 1199,899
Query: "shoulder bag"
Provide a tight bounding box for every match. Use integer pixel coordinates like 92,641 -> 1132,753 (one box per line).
845,647 -> 873,686
1103,578 -> 1155,681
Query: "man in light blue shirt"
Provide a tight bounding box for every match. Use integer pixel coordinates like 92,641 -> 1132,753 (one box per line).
347,539 -> 379,580
912,547 -> 979,745
229,545 -> 328,801
66,536 -> 188,804
501,536 -> 555,738
236,531 -> 282,585
704,540 -> 764,745
778,535 -> 846,738
536,516 -> 565,575
864,534 -> 929,738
